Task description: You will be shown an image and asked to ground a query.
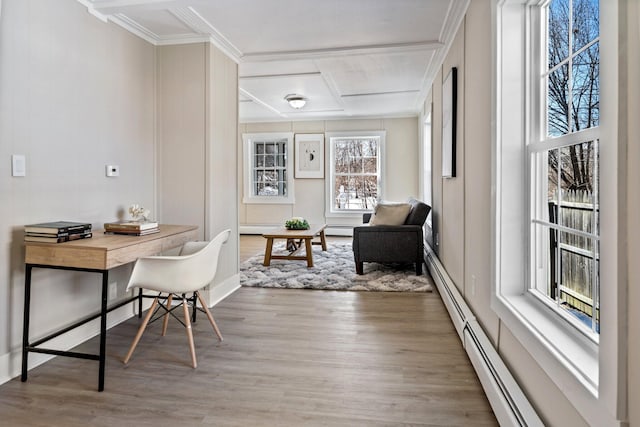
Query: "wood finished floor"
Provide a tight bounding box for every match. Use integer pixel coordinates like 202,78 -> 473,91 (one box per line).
0,236 -> 498,426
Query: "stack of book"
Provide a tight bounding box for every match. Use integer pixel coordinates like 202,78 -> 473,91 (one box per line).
103,220 -> 159,236
24,221 -> 93,243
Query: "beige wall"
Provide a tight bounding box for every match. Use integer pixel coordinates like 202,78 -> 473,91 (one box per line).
0,0 -> 156,366
239,117 -> 419,231
624,0 -> 639,424
206,43 -> 239,283
156,42 -> 239,284
157,44 -> 207,237
427,1 -> 637,425
0,0 -> 239,382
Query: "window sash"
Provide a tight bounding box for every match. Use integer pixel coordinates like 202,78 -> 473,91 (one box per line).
325,131 -> 385,215
529,0 -> 601,336
242,132 -> 294,204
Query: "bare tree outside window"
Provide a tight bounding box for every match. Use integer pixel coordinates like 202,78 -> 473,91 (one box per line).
332,137 -> 379,211
541,0 -> 600,332
547,0 -> 599,193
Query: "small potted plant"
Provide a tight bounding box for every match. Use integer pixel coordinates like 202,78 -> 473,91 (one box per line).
285,217 -> 310,230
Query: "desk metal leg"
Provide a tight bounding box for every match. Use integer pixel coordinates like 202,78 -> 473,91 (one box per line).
21,265 -> 33,382
98,271 -> 108,392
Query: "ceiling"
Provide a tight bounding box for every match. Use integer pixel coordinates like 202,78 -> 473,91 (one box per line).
79,0 -> 468,123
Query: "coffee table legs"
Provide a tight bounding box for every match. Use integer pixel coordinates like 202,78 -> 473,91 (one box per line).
263,236 -> 322,267
263,237 -> 274,266
304,239 -> 313,267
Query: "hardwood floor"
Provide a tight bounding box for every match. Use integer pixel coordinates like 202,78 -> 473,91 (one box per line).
0,235 -> 498,426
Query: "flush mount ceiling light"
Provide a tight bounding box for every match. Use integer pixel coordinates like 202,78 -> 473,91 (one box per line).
284,94 -> 307,109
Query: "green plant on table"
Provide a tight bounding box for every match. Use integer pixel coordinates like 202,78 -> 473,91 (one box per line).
285,217 -> 309,230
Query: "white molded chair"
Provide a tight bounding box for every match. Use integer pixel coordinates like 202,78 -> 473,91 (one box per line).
123,229 -> 231,368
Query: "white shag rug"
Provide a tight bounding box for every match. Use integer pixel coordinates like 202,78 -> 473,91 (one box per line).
240,241 -> 433,292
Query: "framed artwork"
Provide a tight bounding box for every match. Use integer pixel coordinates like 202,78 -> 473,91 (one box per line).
442,67 -> 457,178
294,133 -> 324,178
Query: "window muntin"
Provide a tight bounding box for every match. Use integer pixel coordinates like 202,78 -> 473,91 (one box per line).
242,133 -> 294,204
546,0 -> 600,137
253,141 -> 287,196
531,0 -> 600,335
326,132 -> 385,214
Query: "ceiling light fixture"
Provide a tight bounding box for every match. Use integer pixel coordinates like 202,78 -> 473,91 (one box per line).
285,94 -> 306,109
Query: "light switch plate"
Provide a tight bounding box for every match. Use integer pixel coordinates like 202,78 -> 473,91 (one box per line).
12,155 -> 26,177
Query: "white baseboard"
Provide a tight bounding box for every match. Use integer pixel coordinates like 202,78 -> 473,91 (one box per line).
424,244 -> 544,427
204,273 -> 240,307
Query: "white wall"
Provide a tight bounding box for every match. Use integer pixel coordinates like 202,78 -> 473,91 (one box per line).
239,117 -> 419,232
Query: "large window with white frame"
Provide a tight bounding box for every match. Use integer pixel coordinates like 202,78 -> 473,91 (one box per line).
242,132 -> 294,204
325,131 -> 385,215
531,0 -> 600,334
493,0 -> 616,424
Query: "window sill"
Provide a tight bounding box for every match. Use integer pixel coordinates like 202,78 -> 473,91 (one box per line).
495,292 -> 598,394
243,196 -> 295,205
325,210 -> 370,218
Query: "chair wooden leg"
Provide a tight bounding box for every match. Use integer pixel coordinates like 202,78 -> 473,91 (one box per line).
161,293 -> 173,336
123,297 -> 158,364
356,261 -> 364,275
182,297 -> 197,368
195,291 -> 223,341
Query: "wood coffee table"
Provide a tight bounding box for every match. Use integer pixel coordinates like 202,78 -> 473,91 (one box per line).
262,224 -> 327,267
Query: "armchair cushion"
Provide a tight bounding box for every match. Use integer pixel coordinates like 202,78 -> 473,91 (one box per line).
369,202 -> 412,226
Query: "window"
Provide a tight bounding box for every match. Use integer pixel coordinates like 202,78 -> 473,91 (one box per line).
242,132 -> 294,204
530,0 -> 600,334
493,0 -> 617,423
325,131 -> 385,215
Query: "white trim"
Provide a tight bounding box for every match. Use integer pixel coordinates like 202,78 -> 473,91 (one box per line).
425,245 -> 544,427
324,131 -> 386,217
203,274 -> 240,307
242,132 -> 295,205
241,41 -> 443,62
492,1 -> 623,425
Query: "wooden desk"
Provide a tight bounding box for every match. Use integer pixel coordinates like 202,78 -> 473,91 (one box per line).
21,224 -> 198,391
262,224 -> 327,267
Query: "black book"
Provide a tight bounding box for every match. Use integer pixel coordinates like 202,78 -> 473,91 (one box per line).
24,231 -> 93,243
24,221 -> 92,235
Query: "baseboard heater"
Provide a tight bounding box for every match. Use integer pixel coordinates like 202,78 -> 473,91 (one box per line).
424,245 -> 544,427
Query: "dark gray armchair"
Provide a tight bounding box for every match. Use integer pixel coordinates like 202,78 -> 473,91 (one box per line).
352,198 -> 431,275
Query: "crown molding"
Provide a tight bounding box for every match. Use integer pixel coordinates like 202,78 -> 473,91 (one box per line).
241,40 -> 443,63
415,0 -> 470,111
238,88 -> 285,117
341,89 -> 420,98
239,72 -> 321,80
170,7 -> 242,62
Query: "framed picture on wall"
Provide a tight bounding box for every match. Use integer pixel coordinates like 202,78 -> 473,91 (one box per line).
294,133 -> 324,178
442,67 -> 457,178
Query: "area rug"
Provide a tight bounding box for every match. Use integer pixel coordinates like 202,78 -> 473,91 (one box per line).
240,241 -> 433,292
